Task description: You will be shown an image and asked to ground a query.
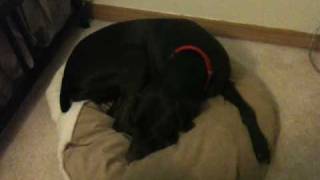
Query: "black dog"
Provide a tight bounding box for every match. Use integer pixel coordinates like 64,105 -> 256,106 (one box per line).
60,19 -> 270,163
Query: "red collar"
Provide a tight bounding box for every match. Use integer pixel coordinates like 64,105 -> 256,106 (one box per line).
173,45 -> 213,88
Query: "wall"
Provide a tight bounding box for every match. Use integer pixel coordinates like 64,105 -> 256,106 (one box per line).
95,0 -> 320,33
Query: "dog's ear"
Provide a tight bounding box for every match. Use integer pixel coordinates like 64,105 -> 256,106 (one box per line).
60,78 -> 71,112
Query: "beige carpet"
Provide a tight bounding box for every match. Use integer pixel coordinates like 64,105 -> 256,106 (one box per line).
0,20 -> 319,180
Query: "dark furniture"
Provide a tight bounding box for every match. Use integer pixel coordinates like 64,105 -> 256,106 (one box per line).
0,0 -> 88,132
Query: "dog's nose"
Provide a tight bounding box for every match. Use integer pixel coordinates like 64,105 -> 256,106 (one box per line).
126,150 -> 145,162
125,152 -> 136,163
126,144 -> 147,163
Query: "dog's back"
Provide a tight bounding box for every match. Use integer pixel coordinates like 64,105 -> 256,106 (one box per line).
60,19 -> 230,112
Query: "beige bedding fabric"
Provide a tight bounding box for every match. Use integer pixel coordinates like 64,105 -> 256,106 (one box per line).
63,62 -> 279,180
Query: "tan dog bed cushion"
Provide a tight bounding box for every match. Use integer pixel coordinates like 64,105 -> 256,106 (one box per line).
63,62 -> 279,180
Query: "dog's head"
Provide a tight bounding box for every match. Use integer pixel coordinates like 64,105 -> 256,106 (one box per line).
125,87 -> 199,162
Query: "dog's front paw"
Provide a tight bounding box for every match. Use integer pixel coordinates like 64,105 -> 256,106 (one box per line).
252,132 -> 271,164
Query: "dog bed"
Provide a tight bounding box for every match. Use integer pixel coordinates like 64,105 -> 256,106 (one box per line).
46,59 -> 279,180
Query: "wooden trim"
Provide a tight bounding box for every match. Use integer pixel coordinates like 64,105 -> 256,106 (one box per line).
92,4 -> 318,50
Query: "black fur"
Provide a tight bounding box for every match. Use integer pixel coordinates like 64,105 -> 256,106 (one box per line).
60,19 -> 270,163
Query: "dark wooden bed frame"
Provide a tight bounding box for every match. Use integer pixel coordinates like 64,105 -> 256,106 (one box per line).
0,0 -> 90,132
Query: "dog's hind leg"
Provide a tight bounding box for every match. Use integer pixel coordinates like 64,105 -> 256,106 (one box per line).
221,81 -> 270,163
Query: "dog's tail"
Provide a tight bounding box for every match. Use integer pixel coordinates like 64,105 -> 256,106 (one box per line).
60,78 -> 71,112
222,81 -> 271,163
